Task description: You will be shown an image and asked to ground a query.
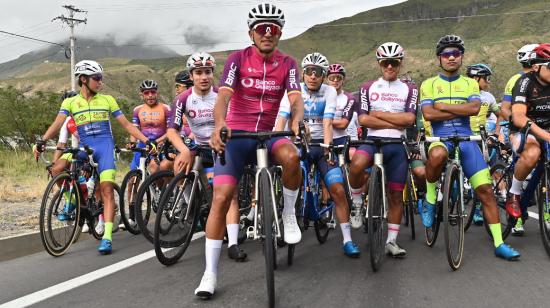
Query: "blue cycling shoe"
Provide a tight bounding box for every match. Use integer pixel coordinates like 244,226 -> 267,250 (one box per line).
343,241 -> 360,258
495,243 -> 520,261
421,199 -> 436,228
473,206 -> 484,226
98,239 -> 112,255
58,202 -> 76,221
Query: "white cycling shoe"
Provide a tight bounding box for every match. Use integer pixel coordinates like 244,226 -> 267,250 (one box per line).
282,213 -> 302,244
195,271 -> 217,299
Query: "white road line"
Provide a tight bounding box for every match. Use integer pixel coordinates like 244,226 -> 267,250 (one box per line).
0,232 -> 205,308
528,211 -> 539,220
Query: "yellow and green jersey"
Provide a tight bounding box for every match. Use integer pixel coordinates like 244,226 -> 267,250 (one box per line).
503,73 -> 522,102
470,90 -> 500,134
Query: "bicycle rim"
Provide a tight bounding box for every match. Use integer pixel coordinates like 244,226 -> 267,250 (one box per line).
537,169 -> 550,257
120,169 -> 142,234
368,167 -> 386,272
443,163 -> 464,270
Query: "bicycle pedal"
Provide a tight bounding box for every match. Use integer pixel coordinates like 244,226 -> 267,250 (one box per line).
246,226 -> 256,239
327,222 -> 336,229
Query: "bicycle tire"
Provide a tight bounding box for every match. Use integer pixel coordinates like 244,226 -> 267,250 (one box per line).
135,170 -> 174,243
483,162 -> 513,240
463,197 -> 475,232
259,169 -> 276,308
368,166 -> 386,272
537,170 -> 550,257
404,174 -> 416,240
39,173 -> 81,257
120,169 -> 143,234
154,172 -> 201,266
443,163 -> 464,271
314,172 -> 332,244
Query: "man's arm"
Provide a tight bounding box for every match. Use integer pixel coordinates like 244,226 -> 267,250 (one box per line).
369,111 -> 415,127
166,128 -> 190,154
434,100 -> 481,116
42,114 -> 68,141
115,115 -> 149,143
358,114 -> 399,129
512,104 -> 550,142
332,117 -> 350,129
288,92 -> 304,134
421,104 -> 457,121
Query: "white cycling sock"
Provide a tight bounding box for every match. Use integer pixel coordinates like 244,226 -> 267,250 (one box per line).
246,207 -> 255,221
387,223 -> 400,244
226,224 -> 239,247
283,187 -> 299,215
205,238 -> 222,275
351,187 -> 362,197
510,175 -> 523,196
340,222 -> 352,244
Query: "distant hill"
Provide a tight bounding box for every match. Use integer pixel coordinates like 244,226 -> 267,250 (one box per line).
1,0 -> 549,103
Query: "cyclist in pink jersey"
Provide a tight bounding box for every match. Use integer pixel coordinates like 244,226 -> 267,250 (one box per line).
195,3 -> 305,299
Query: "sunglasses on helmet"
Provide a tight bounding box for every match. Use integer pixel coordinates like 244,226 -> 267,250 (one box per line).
253,23 -> 281,36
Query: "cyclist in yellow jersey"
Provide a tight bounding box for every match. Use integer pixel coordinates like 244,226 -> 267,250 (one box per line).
466,64 -> 500,135
34,60 -> 154,255
419,35 -> 520,260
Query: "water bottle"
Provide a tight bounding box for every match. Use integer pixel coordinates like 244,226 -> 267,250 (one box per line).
86,175 -> 95,199
78,175 -> 88,201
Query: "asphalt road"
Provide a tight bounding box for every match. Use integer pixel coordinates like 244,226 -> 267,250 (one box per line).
1,212 -> 549,308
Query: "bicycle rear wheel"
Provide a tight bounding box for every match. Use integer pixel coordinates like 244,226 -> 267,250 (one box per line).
154,172 -> 201,266
120,169 -> 143,234
484,162 -> 513,240
425,184 -> 442,247
91,183 -> 122,240
404,174 -> 416,240
463,182 -> 476,232
39,173 -> 81,257
259,169 -> 276,308
314,172 -> 332,244
443,163 -> 464,271
135,170 -> 174,243
368,166 -> 387,272
537,168 -> 550,257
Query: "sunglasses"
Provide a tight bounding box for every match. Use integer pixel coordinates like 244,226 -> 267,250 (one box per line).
379,59 -> 401,68
328,74 -> 344,82
253,23 -> 281,36
89,74 -> 103,81
142,90 -> 157,96
304,66 -> 326,77
440,50 -> 462,59
482,75 -> 492,82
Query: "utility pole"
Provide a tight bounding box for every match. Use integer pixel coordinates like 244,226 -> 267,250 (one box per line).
53,5 -> 87,91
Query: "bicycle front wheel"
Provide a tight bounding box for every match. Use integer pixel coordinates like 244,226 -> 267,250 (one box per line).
368,166 -> 387,272
443,163 -> 464,271
135,170 -> 174,243
537,168 -> 550,257
39,173 -> 81,257
259,169 -> 276,308
120,169 -> 143,234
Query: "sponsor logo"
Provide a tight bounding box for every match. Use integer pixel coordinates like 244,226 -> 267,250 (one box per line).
409,88 -> 418,110
515,96 -> 526,103
241,78 -> 254,88
519,78 -> 529,93
173,100 -> 183,125
437,85 -> 444,94
360,87 -> 369,111
188,110 -> 197,119
224,62 -> 238,85
535,105 -> 550,110
288,69 -> 298,88
370,92 -> 380,101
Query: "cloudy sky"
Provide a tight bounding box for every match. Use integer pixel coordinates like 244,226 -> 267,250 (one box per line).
0,0 -> 405,63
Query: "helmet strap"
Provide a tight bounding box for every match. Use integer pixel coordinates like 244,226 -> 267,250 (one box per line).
82,77 -> 97,98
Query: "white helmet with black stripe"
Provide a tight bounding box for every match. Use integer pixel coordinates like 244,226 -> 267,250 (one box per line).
74,60 -> 103,76
247,2 -> 285,29
301,52 -> 329,70
376,42 -> 405,61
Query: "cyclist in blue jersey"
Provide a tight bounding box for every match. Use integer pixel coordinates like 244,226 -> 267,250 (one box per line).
34,60 -> 154,255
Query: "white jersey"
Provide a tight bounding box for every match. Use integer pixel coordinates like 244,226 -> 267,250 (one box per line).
334,92 -> 356,139
279,83 -> 337,140
170,87 -> 216,145
346,112 -> 359,140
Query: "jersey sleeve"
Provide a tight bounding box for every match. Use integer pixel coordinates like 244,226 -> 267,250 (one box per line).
277,92 -> 291,119
58,117 -> 70,144
467,79 -> 481,102
59,98 -> 72,116
359,82 -> 371,116
219,51 -> 241,92
419,79 -> 434,108
107,96 -> 123,117
132,106 -> 141,127
285,58 -> 301,96
503,74 -> 520,102
323,86 -> 337,119
511,75 -> 531,106
169,92 -> 187,130
405,83 -> 419,114
486,92 -> 500,112
341,93 -> 355,121
163,104 -> 172,127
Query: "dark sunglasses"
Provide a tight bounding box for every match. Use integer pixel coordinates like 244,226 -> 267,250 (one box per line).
379,59 -> 401,68
440,50 -> 462,59
253,23 -> 281,36
304,66 -> 326,77
482,75 -> 492,82
89,74 -> 103,81
328,74 -> 344,82
142,90 -> 157,95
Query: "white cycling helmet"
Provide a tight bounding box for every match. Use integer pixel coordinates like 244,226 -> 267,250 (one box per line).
74,60 -> 103,76
247,2 -> 285,29
186,52 -> 216,72
301,52 -> 329,70
517,43 -> 539,64
376,42 -> 405,61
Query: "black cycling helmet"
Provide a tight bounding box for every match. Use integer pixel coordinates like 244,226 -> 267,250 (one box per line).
466,63 -> 493,78
175,70 -> 193,87
436,34 -> 465,56
61,90 -> 77,102
139,79 -> 158,92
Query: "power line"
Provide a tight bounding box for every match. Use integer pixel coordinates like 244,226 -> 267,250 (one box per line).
0,30 -> 64,47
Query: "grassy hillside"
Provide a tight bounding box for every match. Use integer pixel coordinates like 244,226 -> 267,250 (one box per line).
1,0 -> 549,103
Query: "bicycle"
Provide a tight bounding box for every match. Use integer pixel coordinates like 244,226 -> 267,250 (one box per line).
422,134 -> 483,270
39,146 -> 121,256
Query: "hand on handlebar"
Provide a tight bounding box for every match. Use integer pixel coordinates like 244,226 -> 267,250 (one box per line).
145,140 -> 157,154
210,126 -> 230,154
33,140 -> 46,161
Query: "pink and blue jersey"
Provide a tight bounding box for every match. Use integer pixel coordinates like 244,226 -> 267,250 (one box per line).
132,103 -> 171,140
219,46 -> 302,132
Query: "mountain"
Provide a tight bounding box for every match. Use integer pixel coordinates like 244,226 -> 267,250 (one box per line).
1,0 -> 549,103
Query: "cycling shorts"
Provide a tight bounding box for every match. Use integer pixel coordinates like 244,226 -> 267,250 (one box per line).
213,134 -> 294,186
82,139 -> 116,183
355,138 -> 408,191
306,138 -> 344,187
428,140 -> 491,189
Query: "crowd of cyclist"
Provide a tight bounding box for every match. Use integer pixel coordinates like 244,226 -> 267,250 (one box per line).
31,1 -> 550,302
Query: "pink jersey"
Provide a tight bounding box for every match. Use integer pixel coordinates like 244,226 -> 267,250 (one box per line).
220,46 -> 301,132
132,103 -> 171,140
359,78 -> 418,138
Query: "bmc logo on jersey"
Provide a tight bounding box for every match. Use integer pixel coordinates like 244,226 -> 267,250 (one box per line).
289,69 -> 298,88
360,88 -> 369,111
224,62 -> 238,85
173,100 -> 184,125
241,78 -> 254,88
